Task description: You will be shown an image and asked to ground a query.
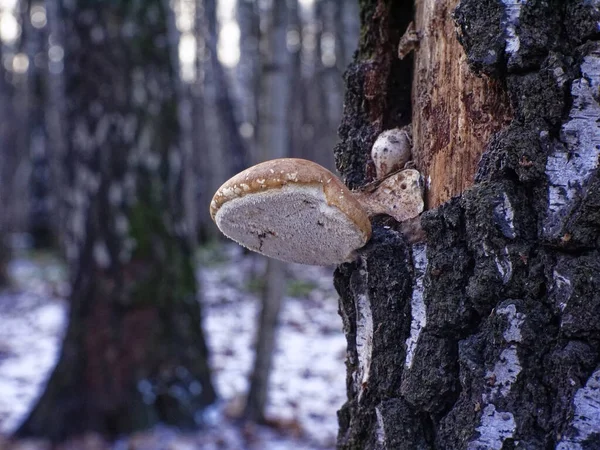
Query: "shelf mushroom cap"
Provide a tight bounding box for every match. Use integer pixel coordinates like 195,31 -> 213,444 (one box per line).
210,158 -> 372,265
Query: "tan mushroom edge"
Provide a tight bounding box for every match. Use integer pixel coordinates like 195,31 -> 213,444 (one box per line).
209,158 -> 372,241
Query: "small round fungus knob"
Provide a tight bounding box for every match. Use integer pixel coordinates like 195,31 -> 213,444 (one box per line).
371,127 -> 412,179
210,158 -> 372,266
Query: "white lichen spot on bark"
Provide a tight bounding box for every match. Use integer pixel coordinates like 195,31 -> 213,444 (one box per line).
549,256 -> 575,321
551,63 -> 569,89
483,346 -> 522,401
493,192 -> 516,239
590,0 -> 600,32
496,304 -> 525,343
354,263 -> 373,403
474,303 -> 524,447
544,46 -> 600,239
405,243 -> 428,369
501,0 -> 526,58
551,271 -> 573,313
494,247 -> 513,284
468,404 -> 516,450
355,290 -> 373,402
483,243 -> 513,284
556,368 -> 600,450
375,406 -> 386,446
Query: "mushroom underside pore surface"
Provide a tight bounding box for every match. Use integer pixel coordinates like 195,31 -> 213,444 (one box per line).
214,183 -> 371,265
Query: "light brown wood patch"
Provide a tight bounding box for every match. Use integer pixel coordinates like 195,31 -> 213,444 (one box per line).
412,0 -> 513,208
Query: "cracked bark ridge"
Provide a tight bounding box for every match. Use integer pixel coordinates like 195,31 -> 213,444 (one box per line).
334,0 -> 600,448
335,222 -> 416,449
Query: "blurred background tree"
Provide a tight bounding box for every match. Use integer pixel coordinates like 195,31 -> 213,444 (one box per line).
0,0 -> 359,443
15,0 -> 217,439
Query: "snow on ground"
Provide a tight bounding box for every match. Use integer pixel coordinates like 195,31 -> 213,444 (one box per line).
0,244 -> 346,449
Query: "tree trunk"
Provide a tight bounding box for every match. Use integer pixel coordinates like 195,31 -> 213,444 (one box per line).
244,258 -> 285,422
243,0 -> 292,423
334,0 -> 600,449
0,43 -> 17,285
16,0 -> 216,440
205,34 -> 249,176
25,0 -> 54,248
198,0 -> 226,240
45,0 -> 69,251
235,0 -> 260,162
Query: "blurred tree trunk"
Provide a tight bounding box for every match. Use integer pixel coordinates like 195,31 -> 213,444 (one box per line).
334,0 -> 600,449
192,0 -> 211,240
244,0 -> 292,424
313,0 -> 342,170
24,0 -> 53,249
45,0 -> 68,249
335,0 -> 359,75
236,0 -> 260,164
244,258 -> 285,423
288,0 -> 305,161
205,30 -> 248,176
168,0 -> 198,247
16,0 -> 216,440
0,44 -> 17,286
198,0 -> 225,240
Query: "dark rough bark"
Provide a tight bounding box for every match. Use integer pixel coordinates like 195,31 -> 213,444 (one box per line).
335,0 -> 600,449
16,0 -> 216,440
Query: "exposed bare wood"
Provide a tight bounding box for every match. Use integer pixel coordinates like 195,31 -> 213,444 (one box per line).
412,0 -> 512,208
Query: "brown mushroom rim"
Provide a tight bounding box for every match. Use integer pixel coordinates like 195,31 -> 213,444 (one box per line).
210,158 -> 372,238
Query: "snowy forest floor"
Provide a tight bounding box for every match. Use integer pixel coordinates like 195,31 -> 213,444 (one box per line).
0,243 -> 346,449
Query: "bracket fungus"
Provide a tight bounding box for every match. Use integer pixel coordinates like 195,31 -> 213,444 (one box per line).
210,158 -> 424,265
